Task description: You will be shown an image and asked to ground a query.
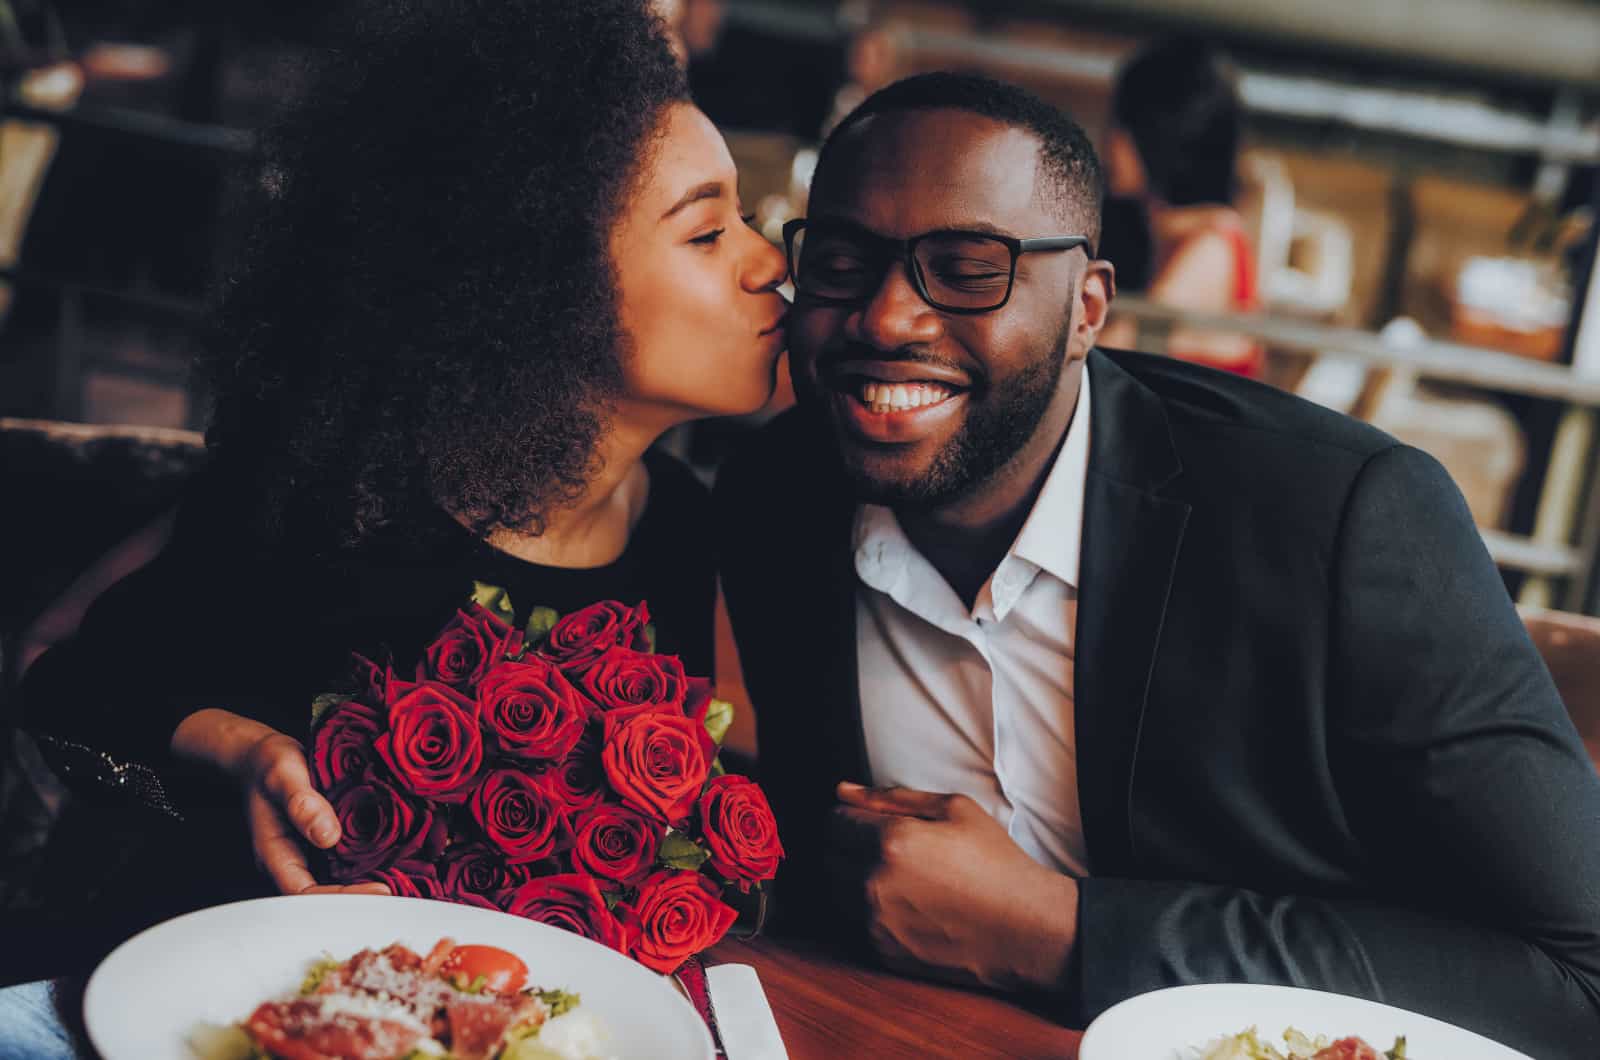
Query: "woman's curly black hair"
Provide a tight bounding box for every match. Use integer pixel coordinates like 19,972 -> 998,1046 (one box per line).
199,0 -> 688,552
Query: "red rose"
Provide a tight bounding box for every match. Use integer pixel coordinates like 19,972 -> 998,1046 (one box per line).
698,775 -> 783,888
571,804 -> 660,886
540,725 -> 609,813
537,601 -> 650,676
470,769 -> 571,864
477,658 -> 593,762
326,775 -> 444,880
629,871 -> 738,974
503,874 -> 635,953
360,859 -> 444,899
422,605 -> 514,688
581,647 -> 687,721
310,698 -> 386,792
602,712 -> 714,825
439,843 -> 532,906
376,680 -> 483,803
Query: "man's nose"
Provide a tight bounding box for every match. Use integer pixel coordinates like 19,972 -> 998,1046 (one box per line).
850,261 -> 942,350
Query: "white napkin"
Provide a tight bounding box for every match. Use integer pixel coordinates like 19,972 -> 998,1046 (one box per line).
705,963 -> 788,1060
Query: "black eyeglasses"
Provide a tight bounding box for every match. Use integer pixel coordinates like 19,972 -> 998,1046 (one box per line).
782,218 -> 1093,314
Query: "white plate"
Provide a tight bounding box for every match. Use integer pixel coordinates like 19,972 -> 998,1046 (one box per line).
83,893 -> 715,1060
1079,983 -> 1532,1059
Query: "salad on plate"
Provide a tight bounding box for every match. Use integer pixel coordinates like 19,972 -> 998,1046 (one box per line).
190,937 -> 609,1060
1196,1027 -> 1410,1060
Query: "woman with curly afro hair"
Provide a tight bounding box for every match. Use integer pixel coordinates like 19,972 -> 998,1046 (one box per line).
19,0 -> 786,908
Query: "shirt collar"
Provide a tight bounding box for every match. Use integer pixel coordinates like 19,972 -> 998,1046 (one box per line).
1012,363 -> 1090,589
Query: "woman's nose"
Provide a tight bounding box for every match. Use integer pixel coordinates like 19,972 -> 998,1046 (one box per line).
742,228 -> 789,293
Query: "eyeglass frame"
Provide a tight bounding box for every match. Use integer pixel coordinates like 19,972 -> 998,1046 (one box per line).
781,217 -> 1094,315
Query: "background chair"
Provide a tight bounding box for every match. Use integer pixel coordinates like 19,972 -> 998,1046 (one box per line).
1521,605 -> 1600,772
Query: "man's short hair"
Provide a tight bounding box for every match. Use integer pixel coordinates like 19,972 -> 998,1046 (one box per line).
816,71 -> 1104,244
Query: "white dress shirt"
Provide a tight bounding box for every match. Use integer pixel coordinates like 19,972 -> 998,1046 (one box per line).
853,367 -> 1091,877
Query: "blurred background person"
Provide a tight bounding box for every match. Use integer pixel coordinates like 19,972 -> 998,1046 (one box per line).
1099,36 -> 1264,377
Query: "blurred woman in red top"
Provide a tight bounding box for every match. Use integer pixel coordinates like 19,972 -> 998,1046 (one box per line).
1101,37 -> 1264,378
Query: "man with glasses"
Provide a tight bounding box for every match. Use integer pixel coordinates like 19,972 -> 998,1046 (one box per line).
715,72 -> 1600,1056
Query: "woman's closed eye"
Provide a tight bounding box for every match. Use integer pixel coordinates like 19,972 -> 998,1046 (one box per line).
689,214 -> 758,247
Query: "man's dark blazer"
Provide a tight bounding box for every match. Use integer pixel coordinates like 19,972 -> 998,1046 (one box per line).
714,348 -> 1600,1058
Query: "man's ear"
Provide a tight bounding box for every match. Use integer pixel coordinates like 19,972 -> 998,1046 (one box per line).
1075,259 -> 1116,349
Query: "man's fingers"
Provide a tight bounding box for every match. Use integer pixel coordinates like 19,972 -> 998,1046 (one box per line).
827,804 -> 907,861
837,781 -> 951,820
249,791 -> 320,895
256,739 -> 340,848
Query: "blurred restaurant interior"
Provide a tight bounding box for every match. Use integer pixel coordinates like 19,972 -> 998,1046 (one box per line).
2,0 -> 1599,619
3,0 -> 1600,904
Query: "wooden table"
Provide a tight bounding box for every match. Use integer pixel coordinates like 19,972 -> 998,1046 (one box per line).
705,937 -> 1084,1059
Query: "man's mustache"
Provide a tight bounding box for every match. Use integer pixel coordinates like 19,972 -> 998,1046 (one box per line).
812,344 -> 974,382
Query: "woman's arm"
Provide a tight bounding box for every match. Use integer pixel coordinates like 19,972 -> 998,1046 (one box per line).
170,707 -> 386,896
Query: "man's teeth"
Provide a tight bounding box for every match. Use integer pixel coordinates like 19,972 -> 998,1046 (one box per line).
858,381 -> 955,414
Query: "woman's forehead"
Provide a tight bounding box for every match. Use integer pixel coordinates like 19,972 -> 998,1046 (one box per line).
641,104 -> 736,210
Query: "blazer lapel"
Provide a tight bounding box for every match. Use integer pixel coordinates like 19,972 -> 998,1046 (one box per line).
821,487 -> 869,785
1075,350 -> 1191,875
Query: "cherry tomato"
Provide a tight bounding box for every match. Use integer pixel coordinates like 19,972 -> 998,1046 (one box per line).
437,944 -> 529,995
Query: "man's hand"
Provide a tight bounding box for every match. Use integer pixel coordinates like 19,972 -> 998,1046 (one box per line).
827,781 -> 1078,993
172,709 -> 388,896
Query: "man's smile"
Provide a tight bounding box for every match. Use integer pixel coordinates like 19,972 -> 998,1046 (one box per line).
823,357 -> 973,444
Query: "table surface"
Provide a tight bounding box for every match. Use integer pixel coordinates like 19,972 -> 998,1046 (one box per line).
705,936 -> 1084,1060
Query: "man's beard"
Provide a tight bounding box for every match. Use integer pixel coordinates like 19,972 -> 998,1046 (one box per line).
840,319 -> 1071,510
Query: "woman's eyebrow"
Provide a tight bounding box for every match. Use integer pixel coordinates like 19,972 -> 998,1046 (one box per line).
660,181 -> 724,221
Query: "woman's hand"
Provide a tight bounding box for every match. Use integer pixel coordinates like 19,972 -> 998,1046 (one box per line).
172,709 -> 389,896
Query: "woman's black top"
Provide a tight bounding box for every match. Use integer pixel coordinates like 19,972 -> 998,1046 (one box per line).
19,447 -> 716,808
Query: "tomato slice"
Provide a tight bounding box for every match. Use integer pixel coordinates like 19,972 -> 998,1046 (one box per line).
437,944 -> 529,995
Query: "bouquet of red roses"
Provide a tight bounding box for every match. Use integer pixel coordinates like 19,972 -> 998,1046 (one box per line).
306,582 -> 782,974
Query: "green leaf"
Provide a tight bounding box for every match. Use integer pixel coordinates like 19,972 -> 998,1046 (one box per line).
299,955 -> 340,995
310,693 -> 352,728
537,989 -> 581,1019
658,831 -> 710,871
471,580 -> 517,627
709,757 -> 727,778
702,698 -> 735,747
525,605 -> 560,645
643,622 -> 658,654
